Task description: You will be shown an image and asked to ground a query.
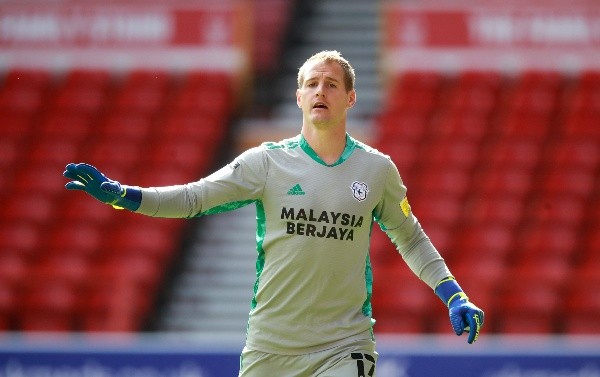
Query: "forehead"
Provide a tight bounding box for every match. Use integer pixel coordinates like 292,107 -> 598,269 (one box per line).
303,61 -> 344,81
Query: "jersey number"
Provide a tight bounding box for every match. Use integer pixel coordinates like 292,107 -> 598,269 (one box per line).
351,352 -> 375,377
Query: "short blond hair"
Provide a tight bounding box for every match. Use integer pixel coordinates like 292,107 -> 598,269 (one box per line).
297,50 -> 355,92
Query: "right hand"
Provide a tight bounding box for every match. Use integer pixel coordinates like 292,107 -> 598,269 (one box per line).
63,163 -> 141,211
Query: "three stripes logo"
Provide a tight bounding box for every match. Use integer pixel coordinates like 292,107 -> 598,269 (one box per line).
287,184 -> 305,195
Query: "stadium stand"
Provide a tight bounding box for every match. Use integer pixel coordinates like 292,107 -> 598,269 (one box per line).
0,0 -> 296,333
371,69 -> 600,334
0,68 -> 235,331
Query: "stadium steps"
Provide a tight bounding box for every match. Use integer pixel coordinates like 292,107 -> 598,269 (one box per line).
157,205 -> 257,338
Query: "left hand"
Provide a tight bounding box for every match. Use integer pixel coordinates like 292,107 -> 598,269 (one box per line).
448,298 -> 484,344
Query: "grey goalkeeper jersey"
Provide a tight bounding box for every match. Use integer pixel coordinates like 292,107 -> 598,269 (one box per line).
137,134 -> 450,354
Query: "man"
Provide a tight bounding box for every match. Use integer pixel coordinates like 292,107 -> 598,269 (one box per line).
64,50 -> 483,376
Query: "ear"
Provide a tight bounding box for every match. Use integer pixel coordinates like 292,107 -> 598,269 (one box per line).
347,89 -> 357,108
296,89 -> 302,108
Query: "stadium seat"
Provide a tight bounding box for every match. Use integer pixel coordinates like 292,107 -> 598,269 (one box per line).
548,138 -> 600,171
19,278 -> 79,331
38,112 -> 93,142
0,222 -> 44,260
100,111 -> 153,142
497,283 -> 560,333
471,167 -> 532,198
427,111 -> 489,142
454,223 -> 514,262
0,86 -> 46,113
461,194 -> 524,226
419,137 -> 479,170
483,138 -> 541,170
565,284 -> 600,334
373,266 -> 434,333
53,86 -> 107,114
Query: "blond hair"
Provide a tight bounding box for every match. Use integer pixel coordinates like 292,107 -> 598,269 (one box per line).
297,50 -> 355,92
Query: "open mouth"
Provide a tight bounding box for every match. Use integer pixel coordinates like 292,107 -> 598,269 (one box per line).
313,102 -> 328,109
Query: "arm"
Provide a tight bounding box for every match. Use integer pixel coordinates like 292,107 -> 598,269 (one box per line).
376,159 -> 484,343
63,147 -> 267,218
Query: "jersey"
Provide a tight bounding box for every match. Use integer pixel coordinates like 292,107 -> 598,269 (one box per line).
136,133 -> 451,355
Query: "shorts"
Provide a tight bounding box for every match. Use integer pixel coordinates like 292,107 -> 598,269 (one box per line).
239,339 -> 378,377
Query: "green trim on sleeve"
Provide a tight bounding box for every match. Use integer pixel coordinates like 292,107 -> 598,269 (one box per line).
199,199 -> 256,216
251,200 -> 267,310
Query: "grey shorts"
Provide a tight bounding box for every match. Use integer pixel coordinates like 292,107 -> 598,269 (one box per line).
239,339 -> 378,377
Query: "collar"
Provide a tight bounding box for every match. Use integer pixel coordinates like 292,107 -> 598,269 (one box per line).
299,133 -> 356,167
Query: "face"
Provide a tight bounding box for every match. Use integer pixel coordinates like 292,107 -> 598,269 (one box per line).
296,61 -> 356,129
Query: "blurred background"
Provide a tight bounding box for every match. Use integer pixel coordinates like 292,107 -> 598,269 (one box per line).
0,0 -> 598,375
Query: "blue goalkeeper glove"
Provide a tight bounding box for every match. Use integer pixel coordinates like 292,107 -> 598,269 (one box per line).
63,163 -> 141,211
435,277 -> 484,344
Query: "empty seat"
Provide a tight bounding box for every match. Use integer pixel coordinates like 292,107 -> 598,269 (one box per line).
420,138 -> 480,170
454,223 -> 514,261
472,167 -> 532,198
497,283 -> 560,333
38,112 -> 92,142
565,284 -> 600,334
462,194 -> 524,226
100,111 -> 153,142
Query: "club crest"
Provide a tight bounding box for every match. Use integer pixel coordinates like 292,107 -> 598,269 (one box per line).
350,181 -> 369,202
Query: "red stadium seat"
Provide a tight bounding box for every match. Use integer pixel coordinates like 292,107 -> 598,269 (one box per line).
546,138 -> 600,171
100,111 -> 153,142
53,86 -> 107,114
484,139 -> 541,170
428,111 -> 489,141
38,112 -> 93,142
461,194 -> 524,226
414,166 -> 471,197
454,223 -> 514,262
0,86 -> 46,113
420,138 -> 480,170
565,285 -> 600,334
373,266 -> 435,333
0,222 -> 44,260
19,278 -> 80,331
497,283 -> 560,333
3,69 -> 52,88
471,167 -> 533,198
377,110 -> 429,142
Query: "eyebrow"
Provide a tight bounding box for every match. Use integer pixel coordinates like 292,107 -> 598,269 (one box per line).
304,75 -> 341,85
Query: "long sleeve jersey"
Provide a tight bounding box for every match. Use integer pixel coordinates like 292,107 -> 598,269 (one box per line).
136,133 -> 451,355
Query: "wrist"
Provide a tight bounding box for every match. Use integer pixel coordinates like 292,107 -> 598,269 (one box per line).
113,185 -> 142,211
435,277 -> 468,308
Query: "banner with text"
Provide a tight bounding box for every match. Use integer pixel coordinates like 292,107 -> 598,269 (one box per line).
0,1 -> 251,71
383,0 -> 600,72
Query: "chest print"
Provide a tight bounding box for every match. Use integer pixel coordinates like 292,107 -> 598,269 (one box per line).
350,181 -> 369,202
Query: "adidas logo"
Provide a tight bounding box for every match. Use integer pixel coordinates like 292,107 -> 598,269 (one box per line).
287,184 -> 306,195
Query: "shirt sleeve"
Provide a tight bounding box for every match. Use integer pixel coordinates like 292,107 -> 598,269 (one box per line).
136,146 -> 267,218
374,159 -> 451,289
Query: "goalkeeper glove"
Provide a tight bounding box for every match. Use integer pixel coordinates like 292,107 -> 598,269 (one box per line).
63,163 -> 141,211
435,277 -> 484,344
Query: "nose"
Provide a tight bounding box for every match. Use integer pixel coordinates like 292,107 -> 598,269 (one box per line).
315,83 -> 326,97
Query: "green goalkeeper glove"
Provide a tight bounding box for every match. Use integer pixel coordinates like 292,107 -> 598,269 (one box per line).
63,163 -> 141,211
435,277 -> 484,344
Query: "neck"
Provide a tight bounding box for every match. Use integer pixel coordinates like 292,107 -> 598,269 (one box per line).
301,125 -> 347,165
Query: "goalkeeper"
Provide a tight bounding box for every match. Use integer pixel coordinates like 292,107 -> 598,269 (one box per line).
64,50 -> 483,377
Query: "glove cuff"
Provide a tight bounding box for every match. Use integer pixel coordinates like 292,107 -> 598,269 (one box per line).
112,185 -> 142,211
435,277 -> 468,308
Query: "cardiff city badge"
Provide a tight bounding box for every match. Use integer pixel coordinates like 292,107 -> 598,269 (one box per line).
350,181 -> 369,202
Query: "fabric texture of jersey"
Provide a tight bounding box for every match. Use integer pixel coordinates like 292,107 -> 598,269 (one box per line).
137,134 -> 451,355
